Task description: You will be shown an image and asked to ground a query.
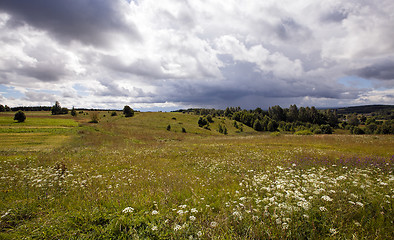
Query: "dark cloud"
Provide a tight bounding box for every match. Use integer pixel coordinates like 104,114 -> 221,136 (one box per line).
23,91 -> 57,102
0,0 -> 140,47
18,65 -> 65,82
354,61 -> 394,80
321,9 -> 349,23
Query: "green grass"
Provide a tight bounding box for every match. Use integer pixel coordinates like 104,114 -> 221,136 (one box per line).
0,111 -> 393,239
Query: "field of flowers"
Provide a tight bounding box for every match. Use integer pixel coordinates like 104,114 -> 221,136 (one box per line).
0,112 -> 393,239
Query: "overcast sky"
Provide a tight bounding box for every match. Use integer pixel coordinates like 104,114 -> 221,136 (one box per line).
0,0 -> 393,110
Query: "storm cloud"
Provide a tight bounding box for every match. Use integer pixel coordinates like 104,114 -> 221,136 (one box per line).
0,0 -> 393,110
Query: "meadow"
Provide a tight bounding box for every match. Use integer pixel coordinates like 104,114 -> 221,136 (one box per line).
0,111 -> 393,239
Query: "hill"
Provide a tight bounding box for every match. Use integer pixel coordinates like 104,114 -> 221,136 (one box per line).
335,104 -> 394,114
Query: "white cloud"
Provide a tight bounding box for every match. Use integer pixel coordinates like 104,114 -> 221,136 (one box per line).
0,0 -> 393,109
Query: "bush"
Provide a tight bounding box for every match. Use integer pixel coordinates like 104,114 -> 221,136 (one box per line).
111,111 -> 117,116
294,130 -> 313,135
166,124 -> 171,131
320,124 -> 333,134
14,110 -> 26,122
71,107 -> 77,117
89,112 -> 99,123
123,106 -> 134,118
198,117 -> 208,127
182,127 -> 186,133
350,126 -> 364,135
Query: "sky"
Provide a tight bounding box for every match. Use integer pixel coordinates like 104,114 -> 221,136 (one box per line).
0,0 -> 393,111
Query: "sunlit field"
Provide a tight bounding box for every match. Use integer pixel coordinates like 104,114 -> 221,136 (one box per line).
0,111 -> 393,239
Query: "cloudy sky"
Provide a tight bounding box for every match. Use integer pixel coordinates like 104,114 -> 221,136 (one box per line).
0,0 -> 393,110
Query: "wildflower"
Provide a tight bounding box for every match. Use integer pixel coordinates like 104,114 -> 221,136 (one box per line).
179,204 -> 187,209
191,208 -> 198,213
151,225 -> 158,231
177,210 -> 184,215
174,224 -> 182,231
252,215 -> 259,222
356,202 -> 364,207
319,206 -> 327,212
321,195 -> 333,202
282,222 -> 289,230
210,221 -> 218,228
349,201 -> 355,205
197,231 -> 203,237
276,218 -> 282,225
329,228 -> 338,235
152,210 -> 159,215
189,216 -> 196,221
233,211 -> 242,219
122,207 -> 134,213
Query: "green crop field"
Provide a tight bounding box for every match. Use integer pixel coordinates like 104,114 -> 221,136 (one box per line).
0,111 -> 393,239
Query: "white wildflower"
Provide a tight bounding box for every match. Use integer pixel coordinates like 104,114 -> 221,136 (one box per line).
319,206 -> 327,212
151,225 -> 158,231
321,195 -> 333,202
197,231 -> 203,237
151,210 -> 159,215
210,221 -> 218,228
189,216 -> 196,221
356,202 -> 364,207
174,224 -> 182,231
330,228 -> 338,235
349,201 -> 355,205
282,222 -> 289,230
276,218 -> 282,225
191,208 -> 198,213
177,210 -> 184,215
122,207 -> 134,213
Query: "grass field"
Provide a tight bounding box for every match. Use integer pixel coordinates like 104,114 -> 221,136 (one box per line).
0,111 -> 393,239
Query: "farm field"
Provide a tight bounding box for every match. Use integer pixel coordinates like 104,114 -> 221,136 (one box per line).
0,111 -> 393,239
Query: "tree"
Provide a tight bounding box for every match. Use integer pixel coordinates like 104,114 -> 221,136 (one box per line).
71,107 -> 77,117
347,114 -> 359,126
287,104 -> 298,122
268,105 -> 286,122
123,105 -> 134,117
51,101 -> 62,115
4,105 -> 11,112
0,104 -> 5,112
253,119 -> 263,131
14,110 -> 26,122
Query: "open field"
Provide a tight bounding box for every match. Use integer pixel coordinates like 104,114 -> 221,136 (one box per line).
0,111 -> 393,239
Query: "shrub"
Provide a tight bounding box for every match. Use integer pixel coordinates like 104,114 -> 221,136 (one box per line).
89,112 -> 99,123
182,127 -> 186,133
123,106 -> 134,118
71,107 -> 77,117
111,111 -> 117,116
206,115 -> 213,123
350,126 -> 364,135
166,124 -> 171,131
294,130 -> 313,135
14,110 -> 26,122
198,117 -> 208,127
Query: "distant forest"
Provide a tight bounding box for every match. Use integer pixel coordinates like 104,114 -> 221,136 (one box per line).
175,105 -> 394,135
1,103 -> 393,134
